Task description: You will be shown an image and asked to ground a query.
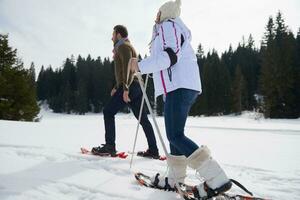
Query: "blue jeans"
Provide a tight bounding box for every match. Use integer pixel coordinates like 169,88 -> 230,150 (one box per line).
164,88 -> 199,157
103,81 -> 158,152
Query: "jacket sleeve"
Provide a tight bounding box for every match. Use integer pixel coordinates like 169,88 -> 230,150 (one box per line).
138,21 -> 182,74
118,45 -> 132,91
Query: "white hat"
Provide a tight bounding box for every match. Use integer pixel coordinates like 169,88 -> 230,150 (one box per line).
158,0 -> 181,23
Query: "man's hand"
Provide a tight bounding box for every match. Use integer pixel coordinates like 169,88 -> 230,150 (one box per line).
129,58 -> 139,73
123,90 -> 131,103
111,88 -> 117,96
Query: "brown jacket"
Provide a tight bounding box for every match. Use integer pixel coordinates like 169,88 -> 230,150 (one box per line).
113,40 -> 137,91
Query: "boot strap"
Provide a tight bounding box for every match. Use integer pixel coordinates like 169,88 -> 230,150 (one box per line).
200,181 -> 233,199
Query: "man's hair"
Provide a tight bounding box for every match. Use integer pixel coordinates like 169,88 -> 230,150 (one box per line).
113,25 -> 128,38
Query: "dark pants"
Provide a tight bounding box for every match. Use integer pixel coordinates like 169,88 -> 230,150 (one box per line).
103,81 -> 158,152
164,88 -> 199,157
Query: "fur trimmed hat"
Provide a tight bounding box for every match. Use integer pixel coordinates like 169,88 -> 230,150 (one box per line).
159,0 -> 181,23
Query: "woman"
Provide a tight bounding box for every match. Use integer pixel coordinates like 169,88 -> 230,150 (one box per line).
129,0 -> 232,199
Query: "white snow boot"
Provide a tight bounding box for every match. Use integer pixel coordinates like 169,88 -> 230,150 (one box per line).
187,146 -> 232,199
151,154 -> 187,191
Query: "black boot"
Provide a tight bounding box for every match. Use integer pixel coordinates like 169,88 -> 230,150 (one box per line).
92,144 -> 117,157
137,149 -> 160,159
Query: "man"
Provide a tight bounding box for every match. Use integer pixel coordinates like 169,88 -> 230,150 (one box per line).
129,0 -> 232,199
92,25 -> 160,159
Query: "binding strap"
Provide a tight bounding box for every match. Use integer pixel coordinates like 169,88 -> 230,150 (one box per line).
153,173 -> 175,191
230,179 -> 253,196
199,179 -> 253,199
203,181 -> 232,199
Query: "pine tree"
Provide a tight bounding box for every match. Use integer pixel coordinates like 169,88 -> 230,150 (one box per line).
190,44 -> 206,116
236,36 -> 260,110
232,65 -> 248,114
91,56 -> 103,113
262,17 -> 275,47
260,16 -> 280,118
201,51 -> 231,115
222,45 -> 235,79
0,35 -> 17,70
0,34 -> 39,121
76,79 -> 88,114
37,65 -> 45,100
260,12 -> 298,118
28,62 -> 36,88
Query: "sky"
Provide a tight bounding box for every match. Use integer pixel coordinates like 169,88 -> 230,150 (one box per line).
0,0 -> 299,74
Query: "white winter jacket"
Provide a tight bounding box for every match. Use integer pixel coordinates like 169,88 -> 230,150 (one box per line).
138,17 -> 202,98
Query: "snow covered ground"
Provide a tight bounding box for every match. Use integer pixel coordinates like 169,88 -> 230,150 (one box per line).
0,108 -> 300,200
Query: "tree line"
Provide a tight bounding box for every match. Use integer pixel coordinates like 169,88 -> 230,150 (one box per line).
191,11 -> 300,118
